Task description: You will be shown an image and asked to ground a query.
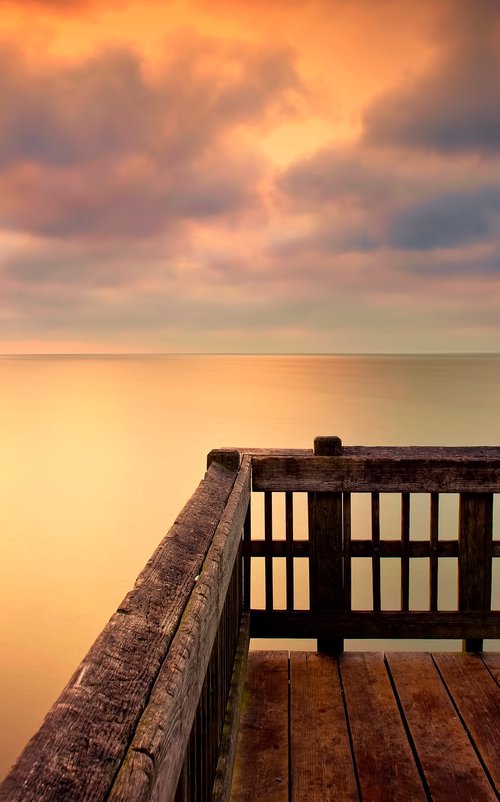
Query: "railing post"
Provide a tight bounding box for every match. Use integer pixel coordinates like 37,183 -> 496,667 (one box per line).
309,436 -> 344,653
458,492 -> 493,652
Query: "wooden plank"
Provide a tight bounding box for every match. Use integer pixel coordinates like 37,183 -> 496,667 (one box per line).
343,493 -> 352,609
285,492 -> 294,611
252,455 -> 500,493
265,492 -> 273,611
309,436 -> 344,653
371,493 -> 381,612
343,446 -> 500,459
401,493 -> 410,611
430,492 -> 439,611
482,652 -> 500,686
211,614 -> 251,802
459,493 -> 493,651
0,461 -> 240,802
230,652 -> 289,801
107,456 -> 251,802
433,652 -> 500,795
349,539 -> 458,558
250,609 -> 500,640
290,653 -> 358,802
339,653 -> 427,801
217,446 -> 500,461
243,505 -> 251,611
387,653 -> 497,801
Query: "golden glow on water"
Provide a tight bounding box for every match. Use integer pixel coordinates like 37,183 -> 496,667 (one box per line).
1,354 -> 500,778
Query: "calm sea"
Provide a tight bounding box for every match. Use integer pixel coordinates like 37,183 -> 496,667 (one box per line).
1,354 -> 499,779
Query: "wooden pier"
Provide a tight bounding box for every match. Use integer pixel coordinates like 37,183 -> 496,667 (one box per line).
1,438 -> 499,801
232,650 -> 500,801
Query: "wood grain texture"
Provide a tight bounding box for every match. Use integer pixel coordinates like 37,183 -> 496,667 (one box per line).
387,652 -> 497,801
250,610 -> 500,639
309,437 -> 344,652
231,652 -> 289,801
430,492 -> 439,611
211,614 -> 251,802
433,652 -> 500,795
339,653 -> 427,802
219,445 -> 500,460
401,492 -> 410,611
290,653 -> 358,802
459,493 -> 493,651
108,456 -> 251,802
252,455 -> 500,493
0,462 -> 240,802
483,652 -> 500,686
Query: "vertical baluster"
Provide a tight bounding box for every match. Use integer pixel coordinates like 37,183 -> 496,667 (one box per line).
401,493 -> 410,611
243,504 -> 251,612
265,491 -> 273,611
285,492 -> 294,611
372,492 -> 381,612
459,492 -> 493,652
309,436 -> 344,652
343,493 -> 352,610
429,493 -> 439,612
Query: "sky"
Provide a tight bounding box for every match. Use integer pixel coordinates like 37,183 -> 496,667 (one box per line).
1,0 -> 499,353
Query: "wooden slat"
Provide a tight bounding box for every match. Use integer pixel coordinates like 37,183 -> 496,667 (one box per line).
0,461 -> 241,802
249,537 -> 490,559
243,505 -> 251,611
108,457 -> 251,802
433,652 -> 500,795
250,609 -> 500,640
230,652 -> 289,801
387,653 -> 497,801
223,446 -> 500,460
401,493 -> 410,611
339,653 -> 427,801
459,493 -> 493,651
289,653 -> 358,801
482,652 -> 500,686
349,539 -> 458,558
430,492 -> 439,611
211,615 -> 251,802
343,493 -> 352,609
250,540 -> 309,557
371,492 -> 381,612
285,492 -> 294,611
265,492 -> 273,611
310,436 -> 344,653
252,455 -> 500,493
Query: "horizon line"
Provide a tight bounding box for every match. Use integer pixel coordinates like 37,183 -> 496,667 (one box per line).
2,351 -> 500,358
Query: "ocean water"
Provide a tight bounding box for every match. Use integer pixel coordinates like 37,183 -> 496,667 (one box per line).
1,353 -> 499,779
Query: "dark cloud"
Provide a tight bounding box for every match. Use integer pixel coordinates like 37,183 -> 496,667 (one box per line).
279,147 -> 397,208
363,0 -> 500,154
0,38 -> 301,240
279,140 -> 500,254
387,187 -> 500,250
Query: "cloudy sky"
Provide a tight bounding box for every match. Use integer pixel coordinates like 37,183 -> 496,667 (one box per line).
1,0 -> 499,353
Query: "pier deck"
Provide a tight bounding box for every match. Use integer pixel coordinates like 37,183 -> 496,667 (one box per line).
2,438 -> 499,802
232,650 -> 500,802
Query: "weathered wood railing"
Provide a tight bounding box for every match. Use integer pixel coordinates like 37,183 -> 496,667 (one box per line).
246,437 -> 500,654
0,451 -> 251,802
1,437 -> 499,802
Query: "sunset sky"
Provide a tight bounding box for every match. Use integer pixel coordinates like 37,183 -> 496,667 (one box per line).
1,0 -> 500,353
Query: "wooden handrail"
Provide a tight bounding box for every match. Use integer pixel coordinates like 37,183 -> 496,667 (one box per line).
0,455 -> 251,802
245,437 -> 500,654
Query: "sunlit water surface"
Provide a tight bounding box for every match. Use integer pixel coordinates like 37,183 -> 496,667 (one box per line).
1,354 -> 499,779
